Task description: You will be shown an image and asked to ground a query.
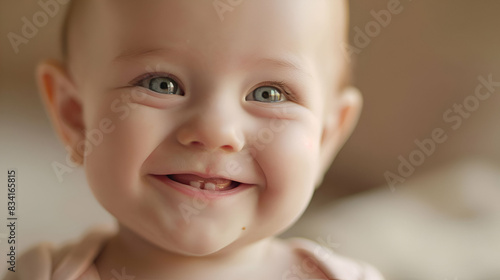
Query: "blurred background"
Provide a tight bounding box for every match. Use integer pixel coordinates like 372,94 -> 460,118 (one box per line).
1,0 -> 499,279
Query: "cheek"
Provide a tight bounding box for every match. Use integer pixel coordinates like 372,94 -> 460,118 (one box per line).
262,123 -> 321,191
81,95 -> 170,209
253,118 -> 322,229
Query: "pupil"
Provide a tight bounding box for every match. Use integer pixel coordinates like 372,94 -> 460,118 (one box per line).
262,91 -> 270,99
160,82 -> 169,90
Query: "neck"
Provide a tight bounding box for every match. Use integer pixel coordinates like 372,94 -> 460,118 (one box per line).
95,224 -> 275,279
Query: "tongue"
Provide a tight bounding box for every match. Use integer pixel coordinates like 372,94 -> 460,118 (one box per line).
169,174 -> 233,191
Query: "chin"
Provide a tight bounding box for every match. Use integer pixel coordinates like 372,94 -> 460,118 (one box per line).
164,236 -> 237,257
151,224 -> 241,257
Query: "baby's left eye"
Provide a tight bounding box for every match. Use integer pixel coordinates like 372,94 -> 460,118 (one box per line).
138,76 -> 184,95
246,86 -> 287,103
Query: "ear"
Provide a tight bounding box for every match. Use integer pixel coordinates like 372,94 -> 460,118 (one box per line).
36,59 -> 85,165
317,86 -> 363,184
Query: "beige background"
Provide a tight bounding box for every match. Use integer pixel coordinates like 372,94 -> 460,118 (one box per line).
1,0 -> 500,279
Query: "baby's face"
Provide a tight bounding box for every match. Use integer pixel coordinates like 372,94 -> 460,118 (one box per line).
71,0 -> 348,255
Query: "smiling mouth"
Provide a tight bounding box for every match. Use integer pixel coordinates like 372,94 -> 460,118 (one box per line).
167,174 -> 240,191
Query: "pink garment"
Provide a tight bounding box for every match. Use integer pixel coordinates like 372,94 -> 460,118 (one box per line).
2,227 -> 384,280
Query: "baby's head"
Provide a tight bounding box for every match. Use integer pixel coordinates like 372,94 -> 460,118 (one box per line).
37,0 -> 361,256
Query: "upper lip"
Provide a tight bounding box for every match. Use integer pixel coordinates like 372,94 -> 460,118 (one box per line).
153,171 -> 248,185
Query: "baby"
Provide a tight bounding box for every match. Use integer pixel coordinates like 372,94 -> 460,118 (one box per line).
4,0 -> 384,279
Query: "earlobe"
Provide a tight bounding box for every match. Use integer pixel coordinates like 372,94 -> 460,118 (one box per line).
318,86 -> 363,180
36,60 -> 85,165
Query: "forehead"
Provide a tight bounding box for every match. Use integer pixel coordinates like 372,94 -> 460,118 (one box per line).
70,0 -> 347,92
93,0 -> 345,61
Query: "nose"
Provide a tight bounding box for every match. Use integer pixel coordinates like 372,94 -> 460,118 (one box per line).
176,100 -> 245,153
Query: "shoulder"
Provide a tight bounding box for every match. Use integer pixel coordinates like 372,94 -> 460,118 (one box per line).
284,237 -> 385,280
1,225 -> 116,280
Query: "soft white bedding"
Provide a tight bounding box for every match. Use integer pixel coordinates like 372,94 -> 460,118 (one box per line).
283,159 -> 500,280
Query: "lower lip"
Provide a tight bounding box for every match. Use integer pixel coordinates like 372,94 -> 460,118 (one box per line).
150,175 -> 254,199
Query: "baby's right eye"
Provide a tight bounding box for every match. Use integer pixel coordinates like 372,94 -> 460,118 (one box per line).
138,76 -> 184,96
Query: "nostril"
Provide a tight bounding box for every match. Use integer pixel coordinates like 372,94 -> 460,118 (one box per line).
177,127 -> 244,152
191,141 -> 203,147
187,141 -> 236,152
220,145 -> 234,152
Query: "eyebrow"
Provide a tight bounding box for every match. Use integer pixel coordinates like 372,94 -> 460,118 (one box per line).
113,47 -> 312,78
252,56 -> 312,78
113,47 -> 170,62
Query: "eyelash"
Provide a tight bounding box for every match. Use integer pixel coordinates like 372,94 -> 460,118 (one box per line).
130,72 -> 295,101
130,72 -> 183,90
258,81 -> 295,102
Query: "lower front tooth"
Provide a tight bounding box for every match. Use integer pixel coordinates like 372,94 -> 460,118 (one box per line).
190,181 -> 202,189
205,183 -> 216,191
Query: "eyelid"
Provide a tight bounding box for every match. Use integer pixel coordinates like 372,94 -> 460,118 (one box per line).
129,72 -> 184,89
128,74 -> 297,102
